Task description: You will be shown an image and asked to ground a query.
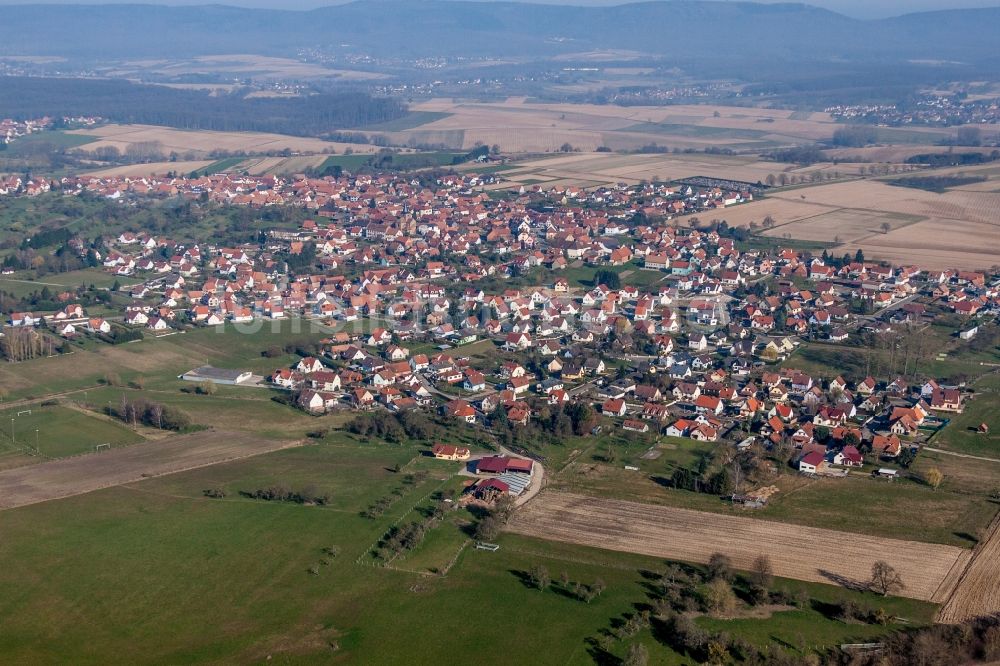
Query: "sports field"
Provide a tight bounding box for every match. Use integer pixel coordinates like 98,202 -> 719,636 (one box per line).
0,404 -> 143,466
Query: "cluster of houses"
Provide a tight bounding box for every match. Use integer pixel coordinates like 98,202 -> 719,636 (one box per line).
0,116 -> 103,147
3,171 -> 997,484
0,168 -> 755,225
8,304 -> 111,338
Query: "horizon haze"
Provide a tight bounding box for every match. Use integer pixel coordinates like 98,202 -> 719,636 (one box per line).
0,0 -> 997,19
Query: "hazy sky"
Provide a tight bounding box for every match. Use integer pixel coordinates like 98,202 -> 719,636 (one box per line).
0,0 -> 994,19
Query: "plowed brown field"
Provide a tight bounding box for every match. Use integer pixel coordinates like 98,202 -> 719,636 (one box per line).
508,492 -> 970,602
937,515 -> 1000,623
0,430 -> 299,510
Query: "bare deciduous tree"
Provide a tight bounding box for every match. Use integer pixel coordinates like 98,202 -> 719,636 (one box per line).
870,560 -> 904,596
750,554 -> 774,590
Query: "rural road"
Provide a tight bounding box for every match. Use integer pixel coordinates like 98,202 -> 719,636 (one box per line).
923,447 -> 1000,464
0,430 -> 300,510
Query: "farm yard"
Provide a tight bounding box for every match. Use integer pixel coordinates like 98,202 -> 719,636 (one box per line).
508,491 -> 970,602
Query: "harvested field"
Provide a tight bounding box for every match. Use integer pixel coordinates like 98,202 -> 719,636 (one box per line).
483,152 -> 867,189
110,54 -> 386,81
844,217 -> 1000,270
508,492 -> 970,602
242,154 -> 330,175
400,97 -> 848,152
688,178 -> 1000,269
83,160 -> 213,177
823,145 -> 998,163
937,515 -> 1000,623
67,124 -> 375,158
762,209 -> 905,244
0,429 -> 299,510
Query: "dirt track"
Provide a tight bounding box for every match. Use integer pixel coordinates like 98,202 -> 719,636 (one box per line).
508,492 -> 970,602
0,430 -> 299,510
937,514 -> 1000,623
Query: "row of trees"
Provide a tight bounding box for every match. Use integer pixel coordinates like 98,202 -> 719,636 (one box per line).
107,395 -> 192,431
527,563 -> 607,603
347,410 -> 441,444
361,472 -> 430,520
239,484 -> 331,505
373,505 -> 444,564
590,554 -> 906,664
1,242 -> 97,276
0,327 -> 58,362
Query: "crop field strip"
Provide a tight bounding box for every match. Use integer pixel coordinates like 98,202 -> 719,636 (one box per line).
508,491 -> 970,602
398,98 -> 852,152
679,177 -> 1000,270
66,124 -> 377,157
0,429 -> 302,510
937,514 -> 1000,623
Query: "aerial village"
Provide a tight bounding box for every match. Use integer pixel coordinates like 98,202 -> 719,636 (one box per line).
3,169 -> 998,502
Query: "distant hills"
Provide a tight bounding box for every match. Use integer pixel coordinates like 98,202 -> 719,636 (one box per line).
1,1 -> 999,66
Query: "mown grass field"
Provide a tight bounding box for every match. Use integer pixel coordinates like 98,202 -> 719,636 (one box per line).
0,318 -> 329,402
0,432 -> 937,664
0,268 -> 141,298
192,156 -> 245,175
10,131 -> 98,150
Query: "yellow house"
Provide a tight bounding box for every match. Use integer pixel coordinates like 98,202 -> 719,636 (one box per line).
431,444 -> 471,461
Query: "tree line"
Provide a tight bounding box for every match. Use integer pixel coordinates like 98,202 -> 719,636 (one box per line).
239,484 -> 331,505
889,175 -> 988,194
107,395 -> 192,431
0,77 -> 407,136
0,327 -> 57,362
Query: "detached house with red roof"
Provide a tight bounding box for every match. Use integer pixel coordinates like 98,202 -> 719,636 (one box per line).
798,451 -> 826,474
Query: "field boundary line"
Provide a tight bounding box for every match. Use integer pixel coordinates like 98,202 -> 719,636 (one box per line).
500,542 -> 645,573
923,447 -> 1000,463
